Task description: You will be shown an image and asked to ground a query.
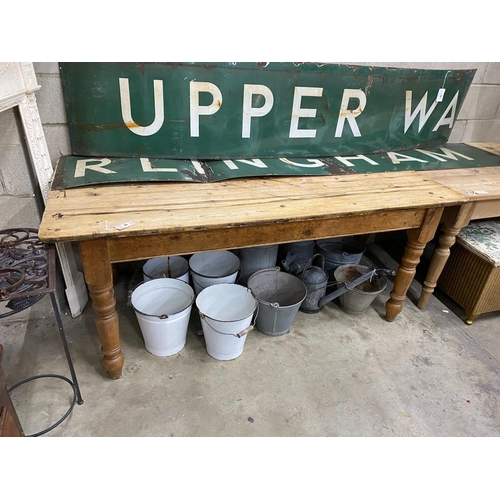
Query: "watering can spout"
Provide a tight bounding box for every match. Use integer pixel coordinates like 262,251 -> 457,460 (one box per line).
281,252 -> 299,274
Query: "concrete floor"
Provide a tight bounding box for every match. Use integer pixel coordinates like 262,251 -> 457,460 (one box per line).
2,242 -> 500,438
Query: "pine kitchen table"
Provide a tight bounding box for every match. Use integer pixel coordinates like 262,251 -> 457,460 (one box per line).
38,170 -> 467,379
416,142 -> 500,314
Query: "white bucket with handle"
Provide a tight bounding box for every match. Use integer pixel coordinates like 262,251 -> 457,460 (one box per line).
131,278 -> 194,356
196,283 -> 257,361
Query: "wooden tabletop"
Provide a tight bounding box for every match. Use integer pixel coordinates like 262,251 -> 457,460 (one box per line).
419,143 -> 500,202
419,166 -> 500,202
39,170 -> 467,243
468,142 -> 500,156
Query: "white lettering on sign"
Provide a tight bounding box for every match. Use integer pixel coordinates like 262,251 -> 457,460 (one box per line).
404,91 -> 439,133
432,91 -> 459,130
387,152 -> 428,165
415,148 -> 474,162
223,159 -> 269,170
190,82 -> 223,137
75,158 -> 116,178
71,146 -> 479,180
242,85 -> 274,139
289,87 -> 323,138
190,160 -> 207,175
115,76 -> 463,144
335,89 -> 366,137
279,158 -> 326,167
140,158 -> 178,173
119,78 -> 164,137
334,155 -> 379,167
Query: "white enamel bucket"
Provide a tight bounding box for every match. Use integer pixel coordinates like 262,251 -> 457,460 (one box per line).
131,278 -> 194,356
189,251 -> 240,295
142,256 -> 189,283
196,283 -> 257,361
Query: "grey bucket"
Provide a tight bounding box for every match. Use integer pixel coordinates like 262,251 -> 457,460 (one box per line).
239,244 -> 279,286
247,267 -> 307,336
333,264 -> 388,315
316,237 -> 366,279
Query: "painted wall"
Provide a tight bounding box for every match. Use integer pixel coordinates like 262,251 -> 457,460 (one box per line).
1,61 -> 499,231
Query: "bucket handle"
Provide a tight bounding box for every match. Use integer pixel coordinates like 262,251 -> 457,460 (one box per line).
199,300 -> 259,338
250,266 -> 281,278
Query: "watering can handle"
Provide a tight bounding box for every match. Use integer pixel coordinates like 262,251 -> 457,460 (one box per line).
301,253 -> 325,283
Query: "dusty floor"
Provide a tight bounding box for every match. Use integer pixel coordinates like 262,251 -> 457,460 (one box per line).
1,242 -> 500,438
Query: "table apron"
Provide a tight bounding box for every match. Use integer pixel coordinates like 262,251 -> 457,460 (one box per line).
104,208 -> 428,263
471,199 -> 500,221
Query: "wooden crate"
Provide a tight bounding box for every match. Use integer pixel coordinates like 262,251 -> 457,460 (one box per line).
438,220 -> 500,324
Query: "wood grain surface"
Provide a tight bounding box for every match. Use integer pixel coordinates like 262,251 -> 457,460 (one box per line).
468,142 -> 500,156
39,171 -> 467,243
419,166 -> 500,202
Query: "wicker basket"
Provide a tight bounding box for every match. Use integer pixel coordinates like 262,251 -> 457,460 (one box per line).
438,220 -> 500,325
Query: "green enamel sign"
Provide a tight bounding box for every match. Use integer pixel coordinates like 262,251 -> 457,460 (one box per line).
55,144 -> 500,189
60,62 -> 476,160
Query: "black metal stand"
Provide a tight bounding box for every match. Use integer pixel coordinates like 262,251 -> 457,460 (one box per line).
1,228 -> 83,437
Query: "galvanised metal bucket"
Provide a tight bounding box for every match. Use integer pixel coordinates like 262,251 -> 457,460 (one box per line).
316,237 -> 365,279
333,264 -> 388,315
247,268 -> 306,336
239,244 -> 279,286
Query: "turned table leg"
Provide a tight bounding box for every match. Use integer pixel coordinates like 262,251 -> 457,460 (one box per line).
386,207 -> 444,322
80,239 -> 124,379
417,203 -> 475,310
